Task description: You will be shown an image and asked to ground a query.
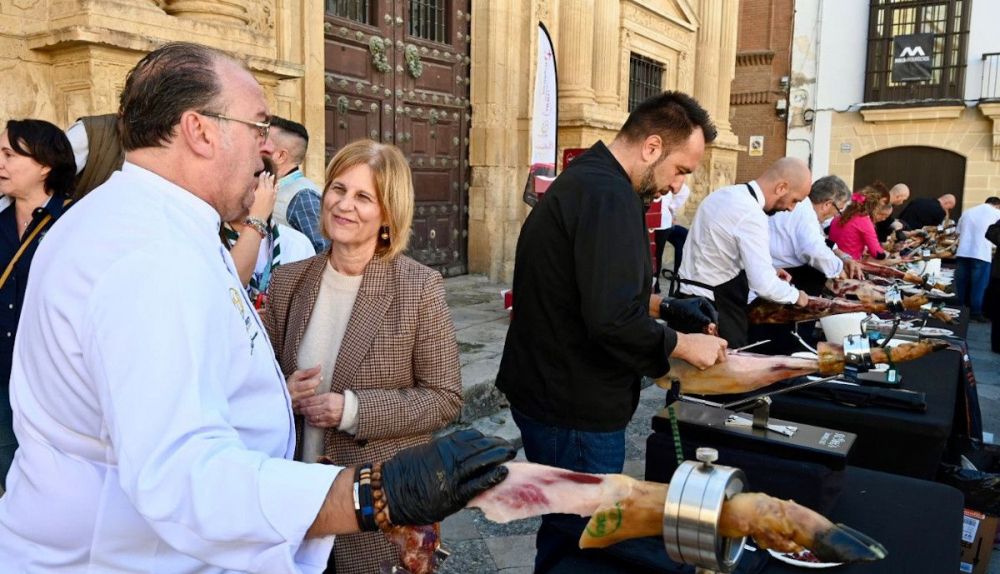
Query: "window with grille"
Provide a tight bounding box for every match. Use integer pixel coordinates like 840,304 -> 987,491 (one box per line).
326,0 -> 372,25
409,0 -> 448,43
864,0 -> 970,103
629,54 -> 665,112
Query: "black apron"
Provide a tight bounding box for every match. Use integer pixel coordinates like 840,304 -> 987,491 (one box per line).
673,184 -> 757,348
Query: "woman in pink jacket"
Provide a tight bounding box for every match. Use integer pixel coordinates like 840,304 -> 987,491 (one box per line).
828,184 -> 890,260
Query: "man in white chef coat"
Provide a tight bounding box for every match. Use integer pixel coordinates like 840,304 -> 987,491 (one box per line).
0,42 -> 512,573
677,157 -> 812,347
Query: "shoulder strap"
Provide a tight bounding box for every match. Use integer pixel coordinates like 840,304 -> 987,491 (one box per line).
0,199 -> 72,291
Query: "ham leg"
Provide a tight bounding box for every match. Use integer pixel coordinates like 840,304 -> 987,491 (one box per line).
467,462 -> 886,563
655,338 -> 949,395
859,260 -> 950,291
747,295 -> 933,325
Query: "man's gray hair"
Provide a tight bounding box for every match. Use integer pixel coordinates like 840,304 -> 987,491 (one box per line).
810,175 -> 850,205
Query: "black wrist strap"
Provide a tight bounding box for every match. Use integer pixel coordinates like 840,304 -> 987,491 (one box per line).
659,298 -> 671,320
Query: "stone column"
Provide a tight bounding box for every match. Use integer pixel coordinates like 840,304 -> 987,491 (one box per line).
558,0 -> 596,107
714,0 -> 739,138
163,0 -> 250,25
685,0 -> 741,216
591,0 -> 620,107
693,0 -> 722,125
468,0 -> 523,281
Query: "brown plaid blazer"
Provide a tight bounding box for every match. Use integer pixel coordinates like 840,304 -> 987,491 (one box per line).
263,253 -> 462,573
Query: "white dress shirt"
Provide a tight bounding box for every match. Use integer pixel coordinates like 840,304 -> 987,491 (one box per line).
769,199 -> 844,278
678,181 -> 800,304
0,163 -> 339,573
651,184 -> 691,230
956,203 -> 1000,262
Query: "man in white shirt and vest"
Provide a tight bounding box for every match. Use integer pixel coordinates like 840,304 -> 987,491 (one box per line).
678,157 -> 812,347
266,116 -> 329,253
769,174 -> 865,294
0,42 -> 513,573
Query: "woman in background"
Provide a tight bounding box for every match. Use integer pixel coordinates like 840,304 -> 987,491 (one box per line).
828,183 -> 890,260
0,119 -> 76,490
263,140 -> 462,572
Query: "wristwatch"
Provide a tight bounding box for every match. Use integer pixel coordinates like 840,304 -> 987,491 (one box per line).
244,217 -> 268,239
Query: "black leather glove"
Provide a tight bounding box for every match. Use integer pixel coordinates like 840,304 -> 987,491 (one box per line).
660,296 -> 718,334
381,429 -> 516,526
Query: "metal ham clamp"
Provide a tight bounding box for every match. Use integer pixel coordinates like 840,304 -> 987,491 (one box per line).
663,447 -> 748,573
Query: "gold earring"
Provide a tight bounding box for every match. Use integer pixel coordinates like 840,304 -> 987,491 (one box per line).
380,226 -> 390,241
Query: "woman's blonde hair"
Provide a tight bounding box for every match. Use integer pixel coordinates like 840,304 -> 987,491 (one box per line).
323,139 -> 414,259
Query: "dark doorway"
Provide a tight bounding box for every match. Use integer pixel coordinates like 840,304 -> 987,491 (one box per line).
853,146 -> 966,219
324,0 -> 472,276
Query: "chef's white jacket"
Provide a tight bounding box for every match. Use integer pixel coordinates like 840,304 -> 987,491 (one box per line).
769,199 -> 844,278
678,181 -> 800,304
0,163 -> 339,573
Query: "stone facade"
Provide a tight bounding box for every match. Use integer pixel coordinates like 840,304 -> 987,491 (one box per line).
0,0 -> 327,180
468,0 -> 742,281
0,0 -> 742,283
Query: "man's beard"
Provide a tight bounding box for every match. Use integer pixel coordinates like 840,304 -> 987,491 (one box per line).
635,158 -> 664,207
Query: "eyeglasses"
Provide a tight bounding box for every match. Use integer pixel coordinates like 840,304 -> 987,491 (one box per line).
832,201 -> 846,216
200,112 -> 270,141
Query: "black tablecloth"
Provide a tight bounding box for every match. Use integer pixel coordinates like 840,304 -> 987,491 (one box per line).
547,466 -> 963,574
769,344 -> 961,479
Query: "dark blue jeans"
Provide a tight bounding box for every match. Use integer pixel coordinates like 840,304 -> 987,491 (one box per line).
956,257 -> 992,315
0,384 -> 16,491
511,408 -> 626,574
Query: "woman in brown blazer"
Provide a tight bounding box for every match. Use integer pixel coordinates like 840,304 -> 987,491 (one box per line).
263,140 -> 462,573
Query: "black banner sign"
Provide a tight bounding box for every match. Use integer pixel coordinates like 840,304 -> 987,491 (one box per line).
892,33 -> 934,82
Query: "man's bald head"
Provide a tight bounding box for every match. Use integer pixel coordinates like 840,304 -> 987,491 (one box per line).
939,193 -> 957,210
758,157 -> 812,214
888,183 -> 910,206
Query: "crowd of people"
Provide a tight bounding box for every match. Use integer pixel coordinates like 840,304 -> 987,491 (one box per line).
0,38 -> 997,574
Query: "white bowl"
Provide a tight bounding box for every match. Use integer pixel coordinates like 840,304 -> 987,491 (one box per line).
819,312 -> 868,344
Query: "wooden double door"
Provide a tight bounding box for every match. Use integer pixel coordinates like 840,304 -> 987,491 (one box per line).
323,0 -> 472,276
854,146 -> 966,220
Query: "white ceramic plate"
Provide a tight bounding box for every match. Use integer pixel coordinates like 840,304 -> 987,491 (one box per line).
767,549 -> 843,568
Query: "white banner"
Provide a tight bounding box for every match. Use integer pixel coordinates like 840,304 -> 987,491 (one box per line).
524,23 -> 559,206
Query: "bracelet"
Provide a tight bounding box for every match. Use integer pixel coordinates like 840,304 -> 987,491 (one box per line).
372,463 -> 392,532
244,217 -> 268,239
353,464 -> 378,532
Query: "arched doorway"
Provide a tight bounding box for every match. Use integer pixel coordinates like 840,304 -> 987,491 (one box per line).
853,146 -> 966,219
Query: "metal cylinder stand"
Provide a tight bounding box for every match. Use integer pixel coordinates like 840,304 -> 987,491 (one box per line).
662,447 -> 748,573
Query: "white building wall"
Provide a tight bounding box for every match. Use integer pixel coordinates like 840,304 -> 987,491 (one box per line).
789,0 -> 1000,177
965,1 -> 1000,101
789,0 -> 869,178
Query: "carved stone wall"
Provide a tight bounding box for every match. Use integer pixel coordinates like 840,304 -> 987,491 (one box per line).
0,0 -> 325,179
469,0 -> 738,280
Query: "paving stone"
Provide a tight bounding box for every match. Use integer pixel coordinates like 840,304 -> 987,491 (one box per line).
437,538 -> 497,574
484,534 -> 537,569
441,508 -> 480,542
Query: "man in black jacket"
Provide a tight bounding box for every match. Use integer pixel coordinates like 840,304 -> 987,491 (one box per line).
899,193 -> 956,229
495,91 -> 728,572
